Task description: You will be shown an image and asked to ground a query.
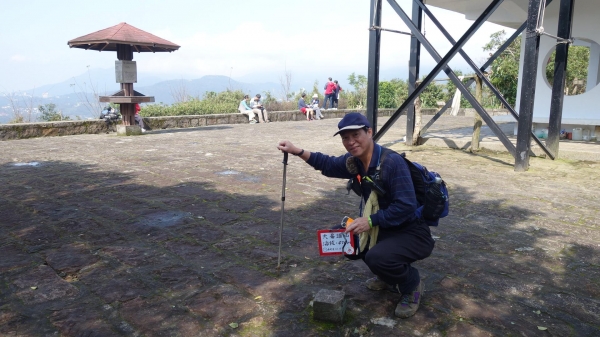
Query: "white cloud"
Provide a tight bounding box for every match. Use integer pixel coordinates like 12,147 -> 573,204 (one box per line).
0,0 -> 515,90
136,9 -> 510,84
10,54 -> 26,62
138,20 -> 370,79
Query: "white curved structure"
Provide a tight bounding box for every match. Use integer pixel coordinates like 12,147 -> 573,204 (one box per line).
427,0 -> 600,137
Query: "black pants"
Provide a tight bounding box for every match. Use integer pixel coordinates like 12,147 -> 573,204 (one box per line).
347,221 -> 435,294
135,114 -> 144,129
323,94 -> 335,109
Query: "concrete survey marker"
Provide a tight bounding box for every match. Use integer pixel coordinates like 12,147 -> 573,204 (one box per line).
313,289 -> 346,323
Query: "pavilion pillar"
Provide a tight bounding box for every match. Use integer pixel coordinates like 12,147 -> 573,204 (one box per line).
117,44 -> 135,126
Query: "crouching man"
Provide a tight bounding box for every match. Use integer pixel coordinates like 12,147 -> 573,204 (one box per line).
276,113 -> 434,318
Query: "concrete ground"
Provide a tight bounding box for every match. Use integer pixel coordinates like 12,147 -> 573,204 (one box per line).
0,116 -> 598,336
419,116 -> 600,162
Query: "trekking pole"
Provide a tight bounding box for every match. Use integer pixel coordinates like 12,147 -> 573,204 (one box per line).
277,151 -> 289,270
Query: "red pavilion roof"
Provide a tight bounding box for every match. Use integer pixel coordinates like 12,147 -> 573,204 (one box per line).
68,22 -> 180,52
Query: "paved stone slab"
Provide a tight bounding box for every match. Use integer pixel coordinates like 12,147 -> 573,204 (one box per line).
0,244 -> 40,272
49,305 -> 116,337
186,284 -> 257,325
44,243 -> 100,274
12,265 -> 79,305
119,296 -> 205,336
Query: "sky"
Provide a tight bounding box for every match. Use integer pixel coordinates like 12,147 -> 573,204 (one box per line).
0,0 -> 514,93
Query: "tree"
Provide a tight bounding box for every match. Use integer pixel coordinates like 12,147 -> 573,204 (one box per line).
170,79 -> 191,103
3,90 -> 37,123
378,79 -> 408,108
70,65 -> 105,118
310,80 -> 322,100
545,46 -> 590,95
38,103 -> 70,122
279,66 -> 293,101
346,73 -> 368,108
419,82 -> 447,108
483,30 -> 521,108
442,70 -> 474,108
3,91 -> 25,123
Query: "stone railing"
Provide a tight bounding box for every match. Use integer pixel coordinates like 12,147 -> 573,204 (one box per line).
0,120 -> 113,141
0,108 -> 509,141
142,109 -> 401,130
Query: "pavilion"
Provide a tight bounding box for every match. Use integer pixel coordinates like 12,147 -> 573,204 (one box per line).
68,22 -> 180,135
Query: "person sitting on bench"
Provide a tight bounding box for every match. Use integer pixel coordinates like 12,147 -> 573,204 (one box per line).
298,93 -> 315,121
238,95 -> 259,124
250,94 -> 270,123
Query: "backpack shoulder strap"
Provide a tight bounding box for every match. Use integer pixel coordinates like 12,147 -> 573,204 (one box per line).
376,147 -> 401,169
378,148 -> 427,206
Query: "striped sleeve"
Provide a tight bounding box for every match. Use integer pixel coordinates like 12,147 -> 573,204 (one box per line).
306,152 -> 354,180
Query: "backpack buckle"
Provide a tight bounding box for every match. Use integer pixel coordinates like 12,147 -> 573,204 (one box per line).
346,175 -> 362,196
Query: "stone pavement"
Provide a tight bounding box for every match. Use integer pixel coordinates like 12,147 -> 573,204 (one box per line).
0,116 -> 598,336
418,116 -> 600,162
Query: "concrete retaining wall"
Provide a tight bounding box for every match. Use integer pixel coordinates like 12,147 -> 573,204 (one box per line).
0,108 -> 509,141
461,108 -> 511,117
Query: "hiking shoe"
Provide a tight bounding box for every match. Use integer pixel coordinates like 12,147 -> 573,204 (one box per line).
394,280 -> 424,318
249,120 -> 257,124
365,276 -> 390,291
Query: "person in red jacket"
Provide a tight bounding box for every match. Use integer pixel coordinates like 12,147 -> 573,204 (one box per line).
135,103 -> 146,133
323,77 -> 336,110
333,80 -> 342,109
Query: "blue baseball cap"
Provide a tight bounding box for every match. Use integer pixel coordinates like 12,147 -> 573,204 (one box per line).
333,113 -> 371,136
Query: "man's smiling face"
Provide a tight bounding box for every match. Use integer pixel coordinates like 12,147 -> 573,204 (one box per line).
340,128 -> 373,158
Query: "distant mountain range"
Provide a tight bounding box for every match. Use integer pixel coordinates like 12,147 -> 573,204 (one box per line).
0,69 -> 281,123
137,75 -> 280,104
0,66 -> 415,123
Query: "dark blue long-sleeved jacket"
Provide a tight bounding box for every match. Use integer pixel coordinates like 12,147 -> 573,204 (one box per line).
306,143 -> 418,229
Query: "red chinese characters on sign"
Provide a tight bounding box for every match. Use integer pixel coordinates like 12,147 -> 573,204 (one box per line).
317,229 -> 355,256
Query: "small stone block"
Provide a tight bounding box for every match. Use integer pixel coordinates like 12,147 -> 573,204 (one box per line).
117,125 -> 143,136
313,289 -> 346,323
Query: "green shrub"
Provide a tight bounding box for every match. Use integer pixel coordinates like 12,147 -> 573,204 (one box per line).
378,79 -> 409,108
141,90 -> 246,117
38,103 -> 71,122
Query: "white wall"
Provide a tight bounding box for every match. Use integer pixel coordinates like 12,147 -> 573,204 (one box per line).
515,0 -> 600,122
